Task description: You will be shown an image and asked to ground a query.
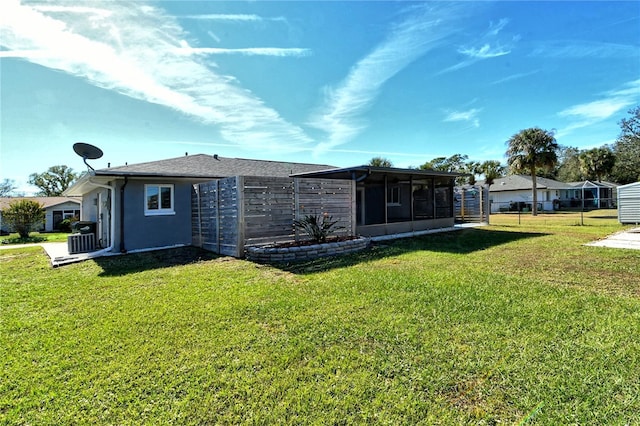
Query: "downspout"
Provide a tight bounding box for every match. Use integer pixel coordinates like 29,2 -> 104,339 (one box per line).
87,177 -> 115,253
120,176 -> 128,253
350,169 -> 370,183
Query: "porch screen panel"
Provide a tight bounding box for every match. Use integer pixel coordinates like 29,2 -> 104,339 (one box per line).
364,184 -> 385,225
435,177 -> 453,218
412,179 -> 434,219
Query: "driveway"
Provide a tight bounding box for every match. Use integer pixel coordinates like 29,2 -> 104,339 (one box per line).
587,227 -> 640,250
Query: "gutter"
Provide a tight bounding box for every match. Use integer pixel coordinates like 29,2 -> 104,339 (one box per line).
351,169 -> 370,182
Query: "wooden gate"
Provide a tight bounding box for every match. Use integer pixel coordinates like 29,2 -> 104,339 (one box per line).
455,186 -> 489,224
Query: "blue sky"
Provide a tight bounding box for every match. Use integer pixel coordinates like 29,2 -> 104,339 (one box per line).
1,1 -> 639,194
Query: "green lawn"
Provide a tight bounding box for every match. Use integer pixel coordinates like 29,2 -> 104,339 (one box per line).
0,231 -> 70,245
1,211 -> 639,424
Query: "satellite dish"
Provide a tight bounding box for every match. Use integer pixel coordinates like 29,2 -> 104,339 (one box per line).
73,142 -> 103,171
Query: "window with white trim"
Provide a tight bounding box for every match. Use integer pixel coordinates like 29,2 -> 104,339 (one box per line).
145,184 -> 175,215
387,185 -> 401,206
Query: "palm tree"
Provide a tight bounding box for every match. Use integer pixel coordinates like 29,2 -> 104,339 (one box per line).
479,160 -> 505,187
368,157 -> 393,167
506,127 -> 559,215
579,147 -> 615,182
464,161 -> 481,185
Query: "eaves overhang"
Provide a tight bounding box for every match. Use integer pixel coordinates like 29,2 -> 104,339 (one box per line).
291,165 -> 464,181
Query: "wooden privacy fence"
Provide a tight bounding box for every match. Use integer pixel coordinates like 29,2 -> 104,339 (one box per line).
192,176 -> 355,257
454,186 -> 490,224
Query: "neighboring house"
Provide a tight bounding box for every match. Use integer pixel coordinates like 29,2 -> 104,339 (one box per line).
617,181 -> 640,224
484,175 -> 578,213
568,180 -> 618,209
0,196 -> 81,233
63,154 -> 461,256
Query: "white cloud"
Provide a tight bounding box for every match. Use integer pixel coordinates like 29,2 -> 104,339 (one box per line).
560,99 -> 631,121
440,17 -> 516,74
490,70 -> 540,85
0,0 -> 312,150
556,79 -> 640,137
486,18 -> 509,36
309,3 -> 470,154
182,14 -> 262,21
207,31 -> 221,43
458,44 -> 510,59
443,108 -> 482,128
530,40 -> 639,58
181,14 -> 286,23
174,47 -> 311,57
32,5 -> 113,19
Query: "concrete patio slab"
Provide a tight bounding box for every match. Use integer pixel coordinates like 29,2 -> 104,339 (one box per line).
586,228 -> 640,250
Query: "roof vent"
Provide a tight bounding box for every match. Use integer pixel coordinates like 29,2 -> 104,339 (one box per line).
213,154 -> 219,160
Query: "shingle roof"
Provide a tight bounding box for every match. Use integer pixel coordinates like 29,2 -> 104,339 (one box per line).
97,154 -> 336,178
568,180 -> 619,188
0,196 -> 81,210
487,175 -> 576,192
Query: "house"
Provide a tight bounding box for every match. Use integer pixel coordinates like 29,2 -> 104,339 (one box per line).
618,181 -> 640,224
63,154 -> 461,257
484,175 -> 578,213
0,196 -> 81,233
63,154 -> 336,253
568,180 -> 618,209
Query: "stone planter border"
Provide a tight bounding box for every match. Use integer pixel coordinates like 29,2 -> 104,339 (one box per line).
245,237 -> 370,263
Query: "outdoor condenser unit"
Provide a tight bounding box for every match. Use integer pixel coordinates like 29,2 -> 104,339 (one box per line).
68,233 -> 96,254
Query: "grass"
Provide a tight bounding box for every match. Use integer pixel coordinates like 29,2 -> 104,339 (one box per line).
0,232 -> 70,245
1,210 -> 639,424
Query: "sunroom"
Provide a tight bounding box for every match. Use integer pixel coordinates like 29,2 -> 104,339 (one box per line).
292,166 -> 461,237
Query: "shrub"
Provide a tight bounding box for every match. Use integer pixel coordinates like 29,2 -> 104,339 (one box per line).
0,199 -> 45,238
58,216 -> 78,233
293,213 -> 344,243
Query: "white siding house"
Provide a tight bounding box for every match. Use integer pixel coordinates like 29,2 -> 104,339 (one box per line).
0,197 -> 82,233
485,175 -> 577,213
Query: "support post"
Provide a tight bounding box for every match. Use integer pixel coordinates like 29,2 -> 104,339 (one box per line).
236,176 -> 245,258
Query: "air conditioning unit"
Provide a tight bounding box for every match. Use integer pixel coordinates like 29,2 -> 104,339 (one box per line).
68,233 -> 96,254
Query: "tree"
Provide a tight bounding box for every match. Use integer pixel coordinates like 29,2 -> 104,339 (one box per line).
0,199 -> 45,238
368,157 -> 393,167
0,178 -> 17,197
420,154 -> 470,185
478,160 -> 505,187
28,165 -> 78,196
419,154 -> 468,173
611,106 -> 640,184
464,161 -> 481,185
554,146 -> 583,182
506,127 -> 559,215
579,147 -> 615,182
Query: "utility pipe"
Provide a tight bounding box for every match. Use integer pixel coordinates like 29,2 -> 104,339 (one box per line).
87,177 -> 115,254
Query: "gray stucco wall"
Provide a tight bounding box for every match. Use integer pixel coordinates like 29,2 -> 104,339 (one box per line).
121,179 -> 193,252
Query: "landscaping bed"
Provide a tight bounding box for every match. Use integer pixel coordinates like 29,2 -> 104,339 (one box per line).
245,236 -> 370,263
